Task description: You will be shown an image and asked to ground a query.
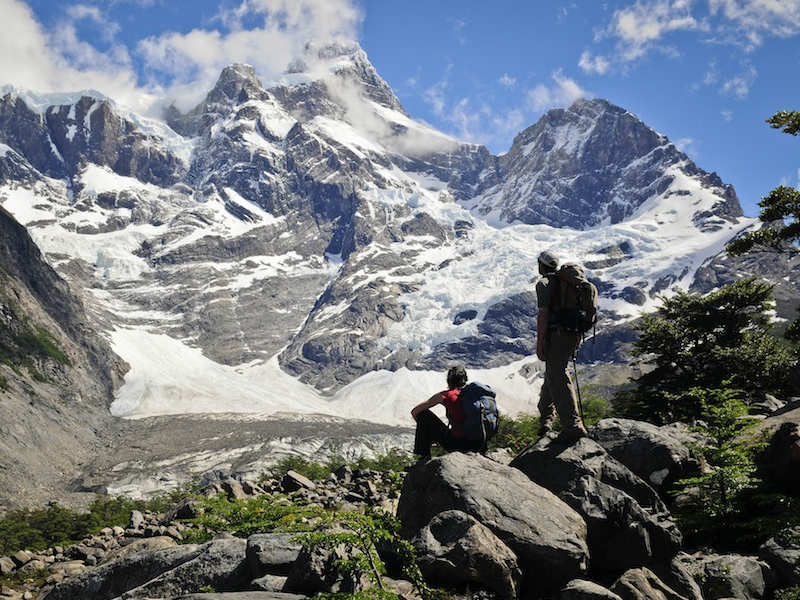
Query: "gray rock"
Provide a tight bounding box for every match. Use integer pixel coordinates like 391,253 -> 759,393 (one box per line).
0,556 -> 15,575
11,551 -> 32,567
561,579 -> 623,600
246,533 -> 302,578
42,538 -> 249,600
222,478 -> 248,500
611,567 -> 688,600
413,510 -> 521,599
695,553 -> 770,600
282,470 -> 316,493
283,539 -> 368,595
130,510 -> 145,530
511,436 -> 682,571
250,574 -> 289,592
101,537 -> 178,565
760,528 -> 800,588
164,498 -> 201,522
397,452 -> 588,593
177,594 -> 307,599
650,554 -> 703,600
589,418 -> 698,492
759,422 -> 800,495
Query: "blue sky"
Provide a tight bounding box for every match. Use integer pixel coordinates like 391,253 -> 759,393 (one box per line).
2,0 -> 800,217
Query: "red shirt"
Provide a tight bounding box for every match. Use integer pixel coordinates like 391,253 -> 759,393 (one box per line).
441,388 -> 465,438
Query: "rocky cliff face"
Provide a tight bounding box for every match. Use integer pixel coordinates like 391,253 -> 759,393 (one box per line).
0,42 -> 794,425
0,206 -> 126,508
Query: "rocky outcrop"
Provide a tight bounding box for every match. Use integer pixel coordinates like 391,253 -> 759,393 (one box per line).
413,510 -> 521,599
610,567 -> 687,600
511,436 -> 682,572
759,421 -> 800,495
589,418 -> 698,493
397,452 -> 589,594
759,529 -> 800,589
0,207 -> 125,507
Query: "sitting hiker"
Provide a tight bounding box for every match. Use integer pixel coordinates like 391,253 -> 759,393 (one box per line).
411,365 -> 485,459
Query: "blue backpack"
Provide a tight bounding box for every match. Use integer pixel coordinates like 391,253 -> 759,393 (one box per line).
459,382 -> 499,443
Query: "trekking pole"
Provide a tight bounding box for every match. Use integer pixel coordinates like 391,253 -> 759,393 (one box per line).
572,352 -> 584,421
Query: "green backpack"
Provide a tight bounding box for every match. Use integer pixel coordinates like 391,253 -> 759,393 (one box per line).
549,263 -> 599,334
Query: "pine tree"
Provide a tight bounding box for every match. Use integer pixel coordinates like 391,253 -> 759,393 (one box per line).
726,109 -> 800,344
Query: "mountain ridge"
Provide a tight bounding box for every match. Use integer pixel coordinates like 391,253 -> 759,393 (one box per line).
0,47 -> 794,426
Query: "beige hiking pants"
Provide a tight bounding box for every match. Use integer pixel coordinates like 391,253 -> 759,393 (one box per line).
537,328 -> 586,436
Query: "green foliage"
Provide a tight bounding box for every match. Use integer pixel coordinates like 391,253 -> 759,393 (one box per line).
488,413 -> 541,453
726,108 -> 800,343
0,567 -> 50,591
181,493 -> 325,543
296,508 -> 440,600
616,279 -> 796,424
0,374 -> 7,390
580,387 -> 611,428
673,388 -> 769,547
767,110 -> 800,135
198,585 -> 216,593
264,455 -> 341,482
776,587 -> 800,600
0,490 -> 199,554
350,448 -> 414,473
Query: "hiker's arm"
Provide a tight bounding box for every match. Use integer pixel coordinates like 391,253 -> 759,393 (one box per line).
537,307 -> 549,361
411,392 -> 444,420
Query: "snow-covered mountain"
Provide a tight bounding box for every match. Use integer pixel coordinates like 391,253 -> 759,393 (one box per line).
0,42 -> 794,427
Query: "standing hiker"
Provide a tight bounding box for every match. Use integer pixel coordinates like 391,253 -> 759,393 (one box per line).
411,365 -> 497,459
535,251 -> 591,443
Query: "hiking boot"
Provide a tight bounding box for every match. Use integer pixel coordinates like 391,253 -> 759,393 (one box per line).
554,429 -> 588,445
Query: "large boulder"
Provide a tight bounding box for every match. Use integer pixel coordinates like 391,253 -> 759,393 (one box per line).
649,554 -> 703,600
759,528 -> 800,588
589,419 -> 698,492
283,537 -> 369,595
610,567 -> 688,600
510,437 -> 682,572
561,579 -> 623,599
397,452 -> 589,594
42,538 -> 249,600
246,534 -> 303,578
679,552 -> 772,600
413,510 -> 521,599
758,422 -> 800,495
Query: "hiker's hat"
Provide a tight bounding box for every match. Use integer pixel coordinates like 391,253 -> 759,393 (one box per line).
538,251 -> 558,270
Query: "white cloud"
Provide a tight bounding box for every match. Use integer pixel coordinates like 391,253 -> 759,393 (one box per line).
720,62 -> 757,98
721,109 -> 733,121
675,136 -> 700,158
0,0 -> 149,110
0,0 -> 364,115
527,70 -> 587,112
708,0 -> 800,48
499,73 -> 517,87
578,50 -> 610,74
608,0 -> 708,61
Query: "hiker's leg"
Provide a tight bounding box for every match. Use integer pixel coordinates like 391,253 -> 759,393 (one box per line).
537,356 -> 556,435
547,330 -> 587,438
413,410 -> 448,457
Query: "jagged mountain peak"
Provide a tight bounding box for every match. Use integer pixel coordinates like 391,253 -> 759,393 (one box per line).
210,63 -> 264,102
470,96 -> 741,228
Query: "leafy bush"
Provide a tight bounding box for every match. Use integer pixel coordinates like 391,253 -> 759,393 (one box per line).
181,493 -> 325,543
0,489 -> 200,554
488,413 -> 541,453
0,374 -> 7,390
264,455 -> 344,482
777,587 -> 800,600
297,508 -> 440,600
673,387 -> 772,547
617,279 -> 796,424
351,449 -> 414,473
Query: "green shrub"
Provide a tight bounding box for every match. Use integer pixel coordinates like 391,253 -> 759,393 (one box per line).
488,413 -> 542,453
0,374 -> 7,390
777,587 -> 800,600
181,493 -> 325,543
264,455 -> 341,482
0,567 -> 50,591
351,448 -> 414,473
297,508 -> 441,600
